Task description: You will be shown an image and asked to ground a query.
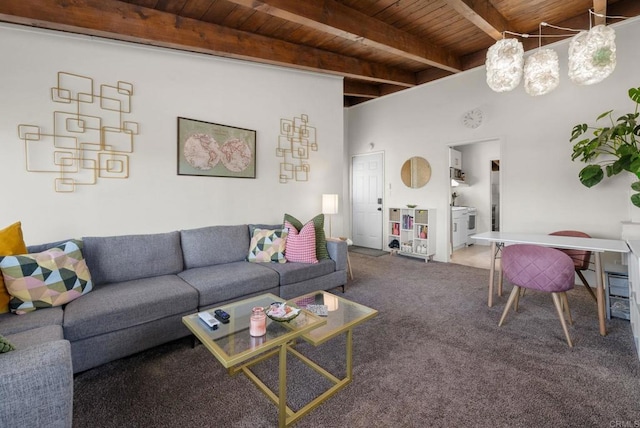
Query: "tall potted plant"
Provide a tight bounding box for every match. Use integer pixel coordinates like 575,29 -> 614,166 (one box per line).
570,86 -> 640,207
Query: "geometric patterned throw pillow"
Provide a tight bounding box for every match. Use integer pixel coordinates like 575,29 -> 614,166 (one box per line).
283,213 -> 329,260
284,220 -> 318,264
0,240 -> 93,315
247,228 -> 288,263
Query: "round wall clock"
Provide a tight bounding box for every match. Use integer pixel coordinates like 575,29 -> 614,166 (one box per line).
463,108 -> 483,129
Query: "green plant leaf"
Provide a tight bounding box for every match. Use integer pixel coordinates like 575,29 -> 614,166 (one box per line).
571,87 -> 640,207
570,124 -> 588,142
629,87 -> 640,104
597,110 -> 613,121
579,165 -> 604,187
611,155 -> 630,175
630,156 -> 640,175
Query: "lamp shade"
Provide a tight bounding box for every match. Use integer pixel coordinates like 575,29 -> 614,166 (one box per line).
524,48 -> 560,96
322,194 -> 339,215
568,24 -> 616,85
486,38 -> 524,92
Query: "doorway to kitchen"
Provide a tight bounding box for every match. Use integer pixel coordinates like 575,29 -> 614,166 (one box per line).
448,138 -> 501,267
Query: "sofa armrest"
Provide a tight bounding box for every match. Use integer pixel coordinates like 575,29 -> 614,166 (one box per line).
0,340 -> 73,428
326,239 -> 348,272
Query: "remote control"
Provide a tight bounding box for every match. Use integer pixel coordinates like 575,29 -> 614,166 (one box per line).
198,311 -> 220,329
214,309 -> 231,324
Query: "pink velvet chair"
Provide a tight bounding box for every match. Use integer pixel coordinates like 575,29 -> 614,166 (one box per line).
498,244 -> 576,347
549,230 -> 596,302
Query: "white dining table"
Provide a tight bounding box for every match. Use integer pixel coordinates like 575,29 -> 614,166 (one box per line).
471,231 -> 630,336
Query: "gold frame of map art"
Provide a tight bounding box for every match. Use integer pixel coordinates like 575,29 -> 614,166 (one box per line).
177,117 -> 256,179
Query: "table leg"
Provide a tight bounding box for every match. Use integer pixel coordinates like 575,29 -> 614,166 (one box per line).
278,344 -> 287,428
346,329 -> 353,380
595,252 -> 607,336
488,241 -> 497,307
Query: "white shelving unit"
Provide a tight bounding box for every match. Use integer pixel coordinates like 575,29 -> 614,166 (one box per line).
626,241 -> 640,360
388,207 -> 436,262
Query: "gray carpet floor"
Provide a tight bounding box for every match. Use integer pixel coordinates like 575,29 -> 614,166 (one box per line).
73,252 -> 640,427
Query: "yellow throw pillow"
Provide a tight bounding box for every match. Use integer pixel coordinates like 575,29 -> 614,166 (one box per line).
0,222 -> 28,314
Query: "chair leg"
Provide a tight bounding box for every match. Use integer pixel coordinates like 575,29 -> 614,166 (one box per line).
513,288 -> 527,312
576,270 -> 597,302
498,266 -> 504,297
499,286 -> 520,326
561,292 -> 573,325
551,293 -> 574,347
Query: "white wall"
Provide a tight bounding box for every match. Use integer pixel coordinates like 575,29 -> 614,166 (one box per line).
346,17 -> 640,262
0,24 -> 344,245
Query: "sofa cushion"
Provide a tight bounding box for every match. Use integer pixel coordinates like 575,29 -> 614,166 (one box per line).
26,239 -> 74,254
247,228 -> 288,263
284,220 -> 318,264
181,225 -> 250,269
0,221 -> 28,314
83,231 -> 183,285
0,307 -> 63,336
284,213 -> 329,260
260,259 -> 336,286
0,240 -> 93,314
63,275 -> 198,342
6,325 -> 64,349
178,261 -> 279,307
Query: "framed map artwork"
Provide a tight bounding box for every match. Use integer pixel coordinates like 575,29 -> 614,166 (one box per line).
177,117 -> 256,178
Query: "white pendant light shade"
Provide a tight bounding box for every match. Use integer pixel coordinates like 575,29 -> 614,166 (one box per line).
524,48 -> 560,96
486,38 -> 524,92
568,24 -> 616,85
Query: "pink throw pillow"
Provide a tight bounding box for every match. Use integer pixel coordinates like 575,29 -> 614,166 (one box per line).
284,220 -> 318,264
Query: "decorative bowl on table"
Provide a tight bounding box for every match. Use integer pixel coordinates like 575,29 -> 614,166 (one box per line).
265,302 -> 301,322
406,204 -> 417,208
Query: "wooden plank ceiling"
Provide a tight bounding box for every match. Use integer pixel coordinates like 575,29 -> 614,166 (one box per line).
1,0 -> 639,106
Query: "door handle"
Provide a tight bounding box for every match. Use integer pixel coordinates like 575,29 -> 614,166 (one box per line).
377,207 -> 382,211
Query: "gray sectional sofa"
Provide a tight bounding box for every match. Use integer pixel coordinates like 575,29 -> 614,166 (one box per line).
0,223 -> 347,427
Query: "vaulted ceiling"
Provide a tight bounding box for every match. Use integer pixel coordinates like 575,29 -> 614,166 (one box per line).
2,0 -> 639,106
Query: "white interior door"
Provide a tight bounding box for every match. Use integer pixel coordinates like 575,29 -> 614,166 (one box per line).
352,152 -> 384,249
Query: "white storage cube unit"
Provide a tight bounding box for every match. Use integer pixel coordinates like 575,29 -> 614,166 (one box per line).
388,207 -> 436,262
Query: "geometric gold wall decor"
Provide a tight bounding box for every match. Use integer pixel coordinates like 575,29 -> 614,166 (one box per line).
276,114 -> 317,183
17,71 -> 138,192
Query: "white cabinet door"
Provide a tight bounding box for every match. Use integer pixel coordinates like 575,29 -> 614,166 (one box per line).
452,212 -> 468,249
449,148 -> 462,169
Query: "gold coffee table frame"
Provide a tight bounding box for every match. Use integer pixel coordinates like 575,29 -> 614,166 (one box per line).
182,291 -> 377,427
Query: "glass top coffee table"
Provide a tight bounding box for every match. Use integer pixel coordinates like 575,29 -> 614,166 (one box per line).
182,291 -> 377,427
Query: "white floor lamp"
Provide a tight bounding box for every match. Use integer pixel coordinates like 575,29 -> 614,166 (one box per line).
322,194 -> 339,238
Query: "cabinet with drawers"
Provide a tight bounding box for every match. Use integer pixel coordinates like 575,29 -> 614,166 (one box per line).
605,264 -> 630,320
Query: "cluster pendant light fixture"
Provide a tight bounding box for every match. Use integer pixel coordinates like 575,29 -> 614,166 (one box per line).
486,10 -> 619,96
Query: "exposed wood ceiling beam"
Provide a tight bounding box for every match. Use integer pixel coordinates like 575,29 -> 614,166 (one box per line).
0,0 -> 417,87
224,0 -> 462,73
593,0 -> 607,25
444,0 -> 513,40
344,81 -> 380,99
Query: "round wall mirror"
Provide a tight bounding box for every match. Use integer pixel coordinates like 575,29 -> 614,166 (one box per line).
401,156 -> 432,188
